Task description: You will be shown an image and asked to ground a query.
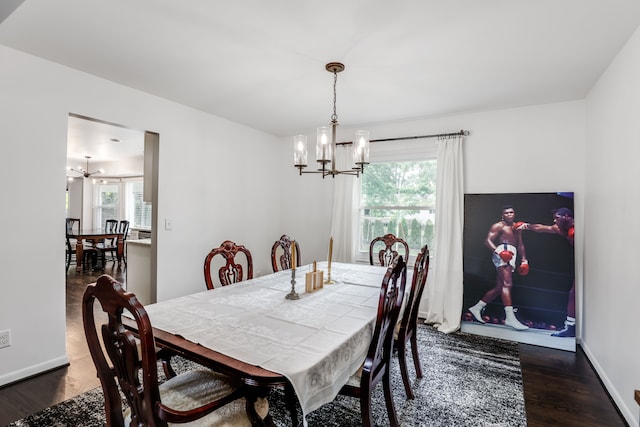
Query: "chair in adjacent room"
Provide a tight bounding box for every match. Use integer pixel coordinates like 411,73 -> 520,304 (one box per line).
336,256 -> 407,427
82,274 -> 269,427
369,233 -> 410,267
82,219 -> 118,263
394,244 -> 430,400
65,217 -> 97,271
96,219 -> 130,268
204,240 -> 254,290
270,234 -> 301,272
65,218 -> 81,271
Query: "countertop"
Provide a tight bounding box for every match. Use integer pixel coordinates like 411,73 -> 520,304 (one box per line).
126,238 -> 151,246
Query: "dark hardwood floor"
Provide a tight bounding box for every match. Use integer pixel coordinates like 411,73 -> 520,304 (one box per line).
0,266 -> 628,426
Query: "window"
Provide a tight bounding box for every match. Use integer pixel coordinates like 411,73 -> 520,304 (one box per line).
92,178 -> 151,230
124,180 -> 152,229
95,183 -> 119,226
357,160 -> 437,263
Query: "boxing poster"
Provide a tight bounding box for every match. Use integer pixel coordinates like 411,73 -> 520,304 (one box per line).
461,192 -> 575,352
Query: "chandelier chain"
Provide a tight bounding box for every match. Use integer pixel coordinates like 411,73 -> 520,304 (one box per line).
331,70 -> 338,123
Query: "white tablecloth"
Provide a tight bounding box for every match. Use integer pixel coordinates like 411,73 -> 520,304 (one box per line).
143,262 -> 405,417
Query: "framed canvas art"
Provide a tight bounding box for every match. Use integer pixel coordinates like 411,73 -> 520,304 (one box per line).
461,192 -> 575,351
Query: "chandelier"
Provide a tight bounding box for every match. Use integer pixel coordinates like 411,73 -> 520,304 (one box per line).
68,155 -> 104,178
294,62 -> 369,178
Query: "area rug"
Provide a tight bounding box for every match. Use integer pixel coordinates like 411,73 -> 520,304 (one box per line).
8,324 -> 526,426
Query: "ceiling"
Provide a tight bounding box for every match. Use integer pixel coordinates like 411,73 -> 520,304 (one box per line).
65,115 -> 145,177
2,1 -> 640,144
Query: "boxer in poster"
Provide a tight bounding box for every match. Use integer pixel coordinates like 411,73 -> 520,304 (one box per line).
468,205 -> 530,330
517,207 -> 575,337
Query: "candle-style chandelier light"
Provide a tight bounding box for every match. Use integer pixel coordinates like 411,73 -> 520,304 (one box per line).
293,62 -> 369,178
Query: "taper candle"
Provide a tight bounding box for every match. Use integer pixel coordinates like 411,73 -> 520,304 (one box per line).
291,241 -> 296,270
328,236 -> 333,269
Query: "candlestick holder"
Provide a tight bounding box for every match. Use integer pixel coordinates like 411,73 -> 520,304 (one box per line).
285,269 -> 300,300
324,265 -> 335,284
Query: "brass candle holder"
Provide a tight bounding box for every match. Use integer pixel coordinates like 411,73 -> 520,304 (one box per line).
285,268 -> 300,300
324,264 -> 335,284
306,261 -> 324,292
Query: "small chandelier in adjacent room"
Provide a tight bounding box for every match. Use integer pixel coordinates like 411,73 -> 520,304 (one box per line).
294,62 -> 369,178
68,155 -> 104,179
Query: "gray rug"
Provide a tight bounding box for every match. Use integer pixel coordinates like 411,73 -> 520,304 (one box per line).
8,324 -> 526,426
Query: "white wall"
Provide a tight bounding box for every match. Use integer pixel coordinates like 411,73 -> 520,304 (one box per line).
67,179 -> 83,221
584,24 -> 640,426
0,45 -> 282,385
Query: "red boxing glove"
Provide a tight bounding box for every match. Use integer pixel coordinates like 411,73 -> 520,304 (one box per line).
517,260 -> 529,275
499,250 -> 513,262
567,227 -> 575,239
514,221 -> 525,229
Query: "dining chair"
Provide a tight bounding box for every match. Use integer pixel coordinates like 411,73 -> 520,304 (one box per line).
84,219 -> 118,252
82,274 -> 269,427
204,240 -> 254,290
65,218 -> 97,271
65,218 -> 80,271
337,256 -> 407,427
96,220 -> 129,268
270,234 -> 301,273
394,244 -> 429,400
369,233 -> 410,267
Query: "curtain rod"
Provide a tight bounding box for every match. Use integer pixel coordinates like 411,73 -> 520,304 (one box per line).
335,129 -> 469,146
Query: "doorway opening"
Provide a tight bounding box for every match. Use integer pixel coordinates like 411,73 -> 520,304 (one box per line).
65,112 -> 159,374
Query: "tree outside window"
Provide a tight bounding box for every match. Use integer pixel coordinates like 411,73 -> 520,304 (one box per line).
359,160 -> 436,262
96,183 -> 118,226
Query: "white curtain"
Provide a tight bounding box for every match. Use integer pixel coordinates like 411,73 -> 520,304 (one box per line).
330,145 -> 358,263
423,135 -> 464,333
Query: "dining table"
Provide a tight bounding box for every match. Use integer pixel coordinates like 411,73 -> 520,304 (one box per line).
126,261 -> 412,425
71,228 -> 124,271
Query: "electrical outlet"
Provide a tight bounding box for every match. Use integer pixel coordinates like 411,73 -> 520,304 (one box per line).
165,219 -> 172,230
0,330 -> 10,348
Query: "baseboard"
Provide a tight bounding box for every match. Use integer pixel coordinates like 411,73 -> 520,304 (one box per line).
0,355 -> 70,388
580,340 -> 637,426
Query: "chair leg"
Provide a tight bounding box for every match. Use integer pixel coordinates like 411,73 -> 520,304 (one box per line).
397,340 -> 415,400
283,382 -> 298,426
158,349 -> 177,379
359,388 -> 374,427
410,333 -> 423,378
383,371 -> 399,427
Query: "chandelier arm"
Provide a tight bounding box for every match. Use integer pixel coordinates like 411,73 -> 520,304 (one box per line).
68,156 -> 103,178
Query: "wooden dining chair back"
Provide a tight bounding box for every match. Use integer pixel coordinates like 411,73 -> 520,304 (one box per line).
270,234 -> 301,272
66,217 -> 80,235
339,256 -> 407,427
104,219 -> 118,234
65,218 -> 81,271
395,244 -> 429,399
204,240 -> 254,290
369,233 -> 410,267
82,274 -> 267,427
